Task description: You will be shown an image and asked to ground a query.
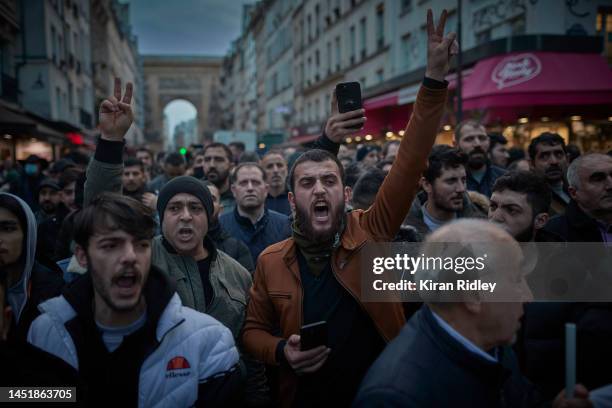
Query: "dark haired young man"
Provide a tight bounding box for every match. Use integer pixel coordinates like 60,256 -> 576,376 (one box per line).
242,9 -> 457,406
489,132 -> 510,168
528,132 -> 569,215
488,170 -> 552,242
27,193 -> 242,406
83,79 -> 268,406
0,269 -> 78,388
0,192 -> 64,340
403,146 -> 484,240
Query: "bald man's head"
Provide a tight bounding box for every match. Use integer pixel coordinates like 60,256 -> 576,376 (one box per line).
419,219 -> 531,350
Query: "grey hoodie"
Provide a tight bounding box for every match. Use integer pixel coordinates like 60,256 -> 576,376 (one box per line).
0,192 -> 37,323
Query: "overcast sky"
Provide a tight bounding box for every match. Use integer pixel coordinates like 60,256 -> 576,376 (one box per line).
122,0 -> 254,56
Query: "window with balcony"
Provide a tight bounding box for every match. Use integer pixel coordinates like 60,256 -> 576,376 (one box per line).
51,26 -> 57,64
597,8 -> 612,62
401,0 -> 412,13
350,26 -> 356,63
335,36 -> 341,71
401,33 -> 411,70
315,4 -> 320,37
326,41 -> 332,74
360,17 -> 367,59
376,3 -> 385,50
376,69 -> 384,84
476,29 -> 491,45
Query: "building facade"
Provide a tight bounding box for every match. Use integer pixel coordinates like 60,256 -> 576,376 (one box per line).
0,0 -> 97,161
91,0 -> 143,144
220,0 -> 612,151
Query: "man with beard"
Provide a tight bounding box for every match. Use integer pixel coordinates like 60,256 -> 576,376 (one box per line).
122,158 -> 147,200
27,193 -> 243,406
35,178 -> 61,224
403,146 -> 484,241
529,133 -> 570,216
122,157 -> 158,211
242,9 -> 456,406
203,143 -> 235,214
488,171 -> 552,242
220,163 -> 291,265
83,78 -> 269,406
262,151 -> 291,216
204,181 -> 254,272
454,119 -> 505,197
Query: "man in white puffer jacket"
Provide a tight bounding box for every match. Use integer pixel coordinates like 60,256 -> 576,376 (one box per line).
27,192 -> 242,407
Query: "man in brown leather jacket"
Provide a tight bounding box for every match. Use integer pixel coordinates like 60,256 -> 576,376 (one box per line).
242,9 -> 458,407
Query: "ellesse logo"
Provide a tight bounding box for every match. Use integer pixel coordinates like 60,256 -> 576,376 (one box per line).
165,356 -> 191,378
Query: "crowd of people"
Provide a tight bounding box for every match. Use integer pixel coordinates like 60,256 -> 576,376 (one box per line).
1,9 -> 611,407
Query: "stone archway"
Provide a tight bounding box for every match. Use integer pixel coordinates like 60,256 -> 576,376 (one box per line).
142,55 -> 222,151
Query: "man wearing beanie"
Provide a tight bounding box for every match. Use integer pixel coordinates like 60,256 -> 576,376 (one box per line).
83,79 -> 270,407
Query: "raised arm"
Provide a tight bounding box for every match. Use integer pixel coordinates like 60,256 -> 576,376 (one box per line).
360,9 -> 458,241
84,78 -> 134,206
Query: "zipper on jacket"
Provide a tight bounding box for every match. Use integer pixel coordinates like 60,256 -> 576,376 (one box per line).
180,256 -> 200,310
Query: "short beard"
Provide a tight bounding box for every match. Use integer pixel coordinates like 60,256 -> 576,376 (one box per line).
295,201 -> 345,242
432,191 -> 463,214
468,149 -> 488,170
88,255 -> 143,312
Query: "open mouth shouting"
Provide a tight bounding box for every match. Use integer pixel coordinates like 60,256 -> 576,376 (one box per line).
113,270 -> 141,297
313,200 -> 330,223
177,226 -> 194,242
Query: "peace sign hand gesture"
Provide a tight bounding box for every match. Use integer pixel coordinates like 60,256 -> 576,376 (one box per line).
99,78 -> 134,142
425,9 -> 459,82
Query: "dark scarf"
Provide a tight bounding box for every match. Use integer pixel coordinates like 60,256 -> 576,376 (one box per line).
291,214 -> 346,276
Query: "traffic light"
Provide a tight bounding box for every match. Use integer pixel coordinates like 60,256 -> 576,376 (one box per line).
179,147 -> 187,155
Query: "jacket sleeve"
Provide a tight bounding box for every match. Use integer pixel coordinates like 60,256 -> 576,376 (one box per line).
241,260 -> 285,365
195,363 -> 245,407
84,138 -> 125,206
360,81 -> 447,241
310,131 -> 340,156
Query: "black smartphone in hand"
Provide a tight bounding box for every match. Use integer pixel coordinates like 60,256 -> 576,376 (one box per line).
335,82 -> 363,130
300,321 -> 328,351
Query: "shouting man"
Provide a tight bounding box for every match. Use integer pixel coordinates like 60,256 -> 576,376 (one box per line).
242,9 -> 457,407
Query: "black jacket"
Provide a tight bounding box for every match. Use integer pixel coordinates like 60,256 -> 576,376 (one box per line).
10,261 -> 64,342
354,306 -> 541,408
543,200 -> 604,242
207,221 -> 255,272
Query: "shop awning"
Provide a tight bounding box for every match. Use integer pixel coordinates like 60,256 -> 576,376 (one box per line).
463,52 -> 612,110
0,105 -> 66,143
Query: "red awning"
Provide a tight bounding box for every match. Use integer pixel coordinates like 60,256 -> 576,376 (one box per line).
364,91 -> 399,110
463,52 -> 612,110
